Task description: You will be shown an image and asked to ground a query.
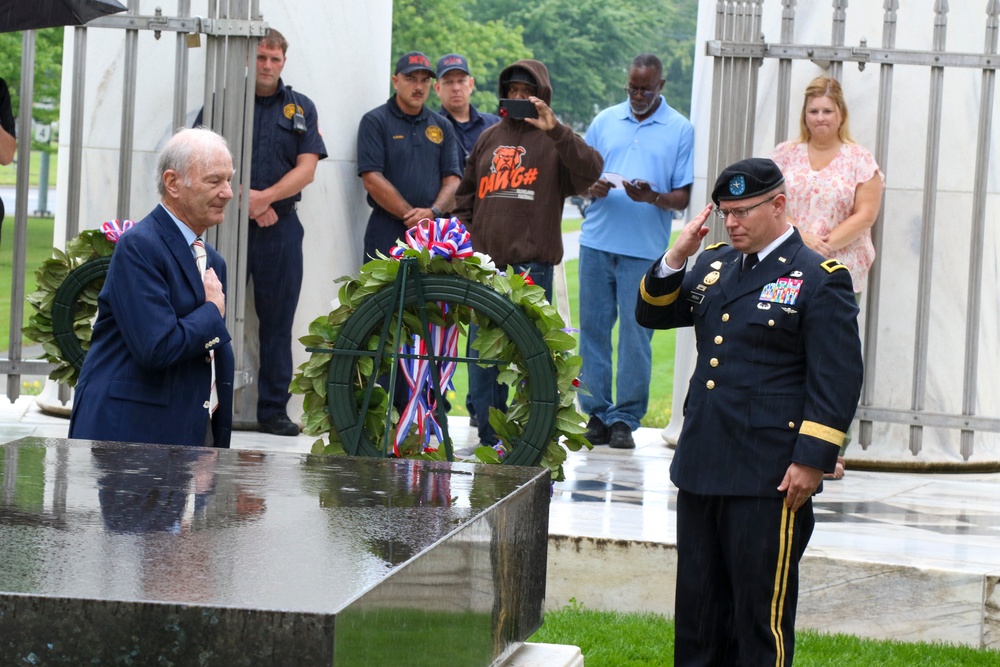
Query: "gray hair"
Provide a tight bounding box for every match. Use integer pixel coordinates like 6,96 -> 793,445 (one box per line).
630,53 -> 663,79
156,127 -> 231,196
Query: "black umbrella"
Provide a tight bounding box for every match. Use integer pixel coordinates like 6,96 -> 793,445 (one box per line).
0,0 -> 127,32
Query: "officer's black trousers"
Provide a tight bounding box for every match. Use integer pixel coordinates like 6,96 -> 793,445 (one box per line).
674,490 -> 815,667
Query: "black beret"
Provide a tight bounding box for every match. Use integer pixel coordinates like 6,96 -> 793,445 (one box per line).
711,158 -> 785,205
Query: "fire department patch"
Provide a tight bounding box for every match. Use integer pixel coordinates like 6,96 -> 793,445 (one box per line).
426,125 -> 444,144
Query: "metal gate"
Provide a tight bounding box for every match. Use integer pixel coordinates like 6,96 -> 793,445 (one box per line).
700,0 -> 1000,468
2,0 -> 264,411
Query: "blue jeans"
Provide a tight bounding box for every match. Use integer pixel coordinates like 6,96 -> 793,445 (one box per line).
578,246 -> 654,431
468,262 -> 553,444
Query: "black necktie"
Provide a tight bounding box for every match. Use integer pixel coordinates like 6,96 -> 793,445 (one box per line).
740,252 -> 758,279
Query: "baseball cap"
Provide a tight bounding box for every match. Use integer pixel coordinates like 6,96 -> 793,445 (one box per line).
505,67 -> 536,87
436,53 -> 470,78
395,51 -> 435,77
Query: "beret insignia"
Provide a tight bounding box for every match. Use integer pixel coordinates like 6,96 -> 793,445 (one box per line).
729,175 -> 746,196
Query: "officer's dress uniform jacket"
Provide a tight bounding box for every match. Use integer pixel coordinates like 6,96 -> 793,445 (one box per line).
636,228 -> 863,495
636,227 -> 863,666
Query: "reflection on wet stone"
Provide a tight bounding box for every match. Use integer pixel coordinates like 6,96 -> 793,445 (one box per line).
0,438 -> 550,665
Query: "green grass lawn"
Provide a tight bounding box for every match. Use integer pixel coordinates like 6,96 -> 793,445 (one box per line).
0,150 -> 58,187
0,216 -> 54,352
531,604 -> 1000,667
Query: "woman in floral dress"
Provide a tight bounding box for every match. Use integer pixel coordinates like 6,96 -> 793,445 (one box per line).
772,76 -> 885,478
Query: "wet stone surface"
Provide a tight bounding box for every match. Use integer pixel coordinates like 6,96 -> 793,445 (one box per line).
0,438 -> 550,665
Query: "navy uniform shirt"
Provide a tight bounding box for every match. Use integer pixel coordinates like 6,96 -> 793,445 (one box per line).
636,229 -> 863,498
440,104 -> 500,169
357,95 -> 462,220
194,79 -> 327,208
251,79 -> 327,208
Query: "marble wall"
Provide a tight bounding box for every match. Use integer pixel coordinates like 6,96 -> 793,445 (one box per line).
545,536 -> 999,649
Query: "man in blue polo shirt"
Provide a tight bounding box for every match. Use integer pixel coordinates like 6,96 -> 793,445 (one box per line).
579,53 -> 694,449
358,51 -> 462,260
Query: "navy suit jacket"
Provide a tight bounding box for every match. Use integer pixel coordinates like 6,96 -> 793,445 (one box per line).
636,229 -> 863,497
69,205 -> 235,448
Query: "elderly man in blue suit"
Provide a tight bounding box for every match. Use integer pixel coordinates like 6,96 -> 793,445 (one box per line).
69,127 -> 236,448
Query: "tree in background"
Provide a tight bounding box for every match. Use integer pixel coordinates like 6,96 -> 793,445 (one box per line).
391,0 -> 533,115
474,0 -> 696,127
0,28 -> 63,153
392,0 -> 697,129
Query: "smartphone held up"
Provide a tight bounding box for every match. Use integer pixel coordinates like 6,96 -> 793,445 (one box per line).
498,98 -> 539,120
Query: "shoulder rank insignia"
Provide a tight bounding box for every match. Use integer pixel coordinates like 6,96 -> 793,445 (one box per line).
705,242 -> 729,251
820,259 -> 849,274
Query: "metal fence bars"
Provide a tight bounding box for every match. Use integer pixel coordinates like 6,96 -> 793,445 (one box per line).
701,0 -> 1000,468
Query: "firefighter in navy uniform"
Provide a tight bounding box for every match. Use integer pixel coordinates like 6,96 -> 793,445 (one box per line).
636,158 -> 863,667
198,28 -> 327,435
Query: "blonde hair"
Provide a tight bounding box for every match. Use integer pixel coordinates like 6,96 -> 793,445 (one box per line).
797,76 -> 855,144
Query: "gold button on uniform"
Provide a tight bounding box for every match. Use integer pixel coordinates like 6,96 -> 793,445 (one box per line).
710,358 -> 719,367
706,380 -> 715,389
722,313 -> 730,322
768,320 -> 775,327
714,335 -> 723,345
788,421 -> 795,429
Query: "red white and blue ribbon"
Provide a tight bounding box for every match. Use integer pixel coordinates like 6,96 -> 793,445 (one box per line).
101,219 -> 135,243
401,459 -> 452,507
390,217 -> 470,454
389,216 -> 473,261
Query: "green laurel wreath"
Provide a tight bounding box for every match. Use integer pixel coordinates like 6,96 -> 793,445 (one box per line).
22,230 -> 116,387
291,248 -> 591,481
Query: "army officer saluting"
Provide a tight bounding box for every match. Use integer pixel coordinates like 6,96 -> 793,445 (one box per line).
635,157 -> 863,666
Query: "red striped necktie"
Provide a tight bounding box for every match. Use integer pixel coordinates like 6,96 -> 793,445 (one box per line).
192,238 -> 219,414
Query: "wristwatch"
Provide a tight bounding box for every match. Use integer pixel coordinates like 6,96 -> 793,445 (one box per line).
431,205 -> 443,218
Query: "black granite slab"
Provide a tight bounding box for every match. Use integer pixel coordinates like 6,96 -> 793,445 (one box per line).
0,438 -> 550,665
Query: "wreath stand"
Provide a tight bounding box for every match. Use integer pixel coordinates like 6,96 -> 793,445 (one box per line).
311,257 -> 559,468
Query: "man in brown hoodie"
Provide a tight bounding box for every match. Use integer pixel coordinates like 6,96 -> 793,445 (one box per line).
453,59 -> 603,445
